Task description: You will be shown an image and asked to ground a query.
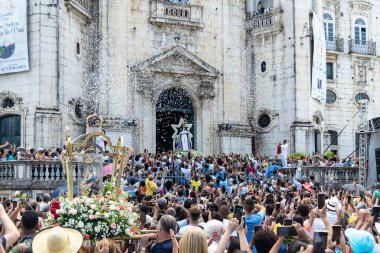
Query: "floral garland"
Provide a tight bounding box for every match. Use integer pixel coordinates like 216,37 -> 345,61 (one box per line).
46,182 -> 139,242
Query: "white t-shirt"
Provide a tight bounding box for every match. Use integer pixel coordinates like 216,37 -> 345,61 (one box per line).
181,167 -> 191,178
208,240 -> 219,253
281,143 -> 288,156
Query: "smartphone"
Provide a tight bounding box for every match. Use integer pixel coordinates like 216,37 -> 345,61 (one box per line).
347,195 -> 352,203
317,193 -> 326,209
313,231 -> 328,253
192,198 -> 197,205
254,225 -> 263,233
276,203 -> 281,210
12,200 -> 17,209
185,189 -> 190,197
233,205 -> 244,224
371,206 -> 380,223
332,225 -> 341,244
243,217 -> 246,229
283,218 -> 293,226
277,226 -> 297,237
241,194 -> 246,202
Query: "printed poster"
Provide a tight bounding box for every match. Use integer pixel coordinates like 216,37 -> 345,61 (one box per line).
311,12 -> 326,103
0,0 -> 29,74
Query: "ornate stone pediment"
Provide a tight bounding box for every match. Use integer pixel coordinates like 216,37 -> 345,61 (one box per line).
132,45 -> 219,78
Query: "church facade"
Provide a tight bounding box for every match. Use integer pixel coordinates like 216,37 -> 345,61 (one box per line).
1,0 -> 380,157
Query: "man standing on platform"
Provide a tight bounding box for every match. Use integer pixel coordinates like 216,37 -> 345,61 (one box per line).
280,140 -> 288,168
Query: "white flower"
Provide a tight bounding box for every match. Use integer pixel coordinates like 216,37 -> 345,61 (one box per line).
90,204 -> 96,209
109,205 -> 116,210
104,213 -> 110,219
94,226 -> 101,233
77,221 -> 84,228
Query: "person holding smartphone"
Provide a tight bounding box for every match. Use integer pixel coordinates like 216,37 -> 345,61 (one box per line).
243,199 -> 266,244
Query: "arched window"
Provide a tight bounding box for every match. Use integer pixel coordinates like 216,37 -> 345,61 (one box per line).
354,18 -> 367,45
323,13 -> 335,42
0,115 -> 21,147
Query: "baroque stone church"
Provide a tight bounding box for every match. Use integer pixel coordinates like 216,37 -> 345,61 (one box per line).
1,0 -> 380,156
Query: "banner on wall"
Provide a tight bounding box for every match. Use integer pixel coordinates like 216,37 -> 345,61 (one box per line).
0,0 -> 29,75
311,12 -> 326,103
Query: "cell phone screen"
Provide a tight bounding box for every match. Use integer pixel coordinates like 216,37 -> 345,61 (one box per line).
185,189 -> 190,197
277,226 -> 297,237
317,193 -> 326,209
332,225 -> 341,244
283,218 -> 293,226
371,206 -> 380,223
276,203 -> 281,210
233,205 -> 244,224
347,195 -> 352,203
192,198 -> 197,205
313,231 -> 328,253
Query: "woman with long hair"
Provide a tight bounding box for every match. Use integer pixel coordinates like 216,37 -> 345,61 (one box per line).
170,226 -> 208,253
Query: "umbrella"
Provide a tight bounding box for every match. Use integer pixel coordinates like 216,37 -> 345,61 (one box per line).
342,183 -> 366,195
51,185 -> 79,199
102,163 -> 120,177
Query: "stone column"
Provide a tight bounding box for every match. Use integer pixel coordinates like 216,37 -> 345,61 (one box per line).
246,0 -> 254,17
199,81 -> 215,155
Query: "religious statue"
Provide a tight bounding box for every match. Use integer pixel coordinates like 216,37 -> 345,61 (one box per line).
172,118 -> 193,151
81,158 -> 100,196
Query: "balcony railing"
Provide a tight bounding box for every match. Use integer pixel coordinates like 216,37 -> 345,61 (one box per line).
279,166 -> 358,188
0,160 -> 359,199
245,11 -> 282,34
64,0 -> 93,21
0,161 -> 86,198
349,40 -> 376,56
150,0 -> 203,28
326,38 -> 344,52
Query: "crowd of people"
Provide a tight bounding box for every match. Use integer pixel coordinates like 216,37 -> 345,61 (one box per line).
0,146 -> 378,253
0,140 -> 359,170
0,142 -> 61,161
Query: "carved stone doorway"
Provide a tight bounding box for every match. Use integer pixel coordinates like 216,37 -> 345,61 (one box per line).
156,88 -> 194,152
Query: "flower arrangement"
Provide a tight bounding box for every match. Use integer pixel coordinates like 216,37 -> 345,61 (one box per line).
46,181 -> 139,242
177,150 -> 203,158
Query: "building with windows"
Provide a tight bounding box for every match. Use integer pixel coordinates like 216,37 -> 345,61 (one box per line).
0,0 -> 379,157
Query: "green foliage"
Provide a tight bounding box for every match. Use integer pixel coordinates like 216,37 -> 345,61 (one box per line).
326,151 -> 335,159
288,153 -> 307,160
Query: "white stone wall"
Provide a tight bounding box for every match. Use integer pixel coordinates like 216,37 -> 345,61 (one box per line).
100,0 -> 252,154
252,0 -> 380,157
0,0 -> 90,148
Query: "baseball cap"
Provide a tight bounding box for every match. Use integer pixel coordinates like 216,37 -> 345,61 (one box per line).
345,228 -> 375,253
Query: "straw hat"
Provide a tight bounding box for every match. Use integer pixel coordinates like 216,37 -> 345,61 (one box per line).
32,227 -> 83,253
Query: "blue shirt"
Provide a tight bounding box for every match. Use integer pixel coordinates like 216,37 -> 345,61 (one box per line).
244,211 -> 265,244
152,239 -> 173,253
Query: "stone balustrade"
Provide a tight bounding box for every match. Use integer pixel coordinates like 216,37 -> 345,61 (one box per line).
0,161 -> 85,199
0,161 -> 359,198
279,166 -> 359,187
150,0 -> 204,28
245,10 -> 283,34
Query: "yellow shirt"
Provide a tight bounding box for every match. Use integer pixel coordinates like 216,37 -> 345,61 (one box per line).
145,179 -> 157,196
191,180 -> 201,191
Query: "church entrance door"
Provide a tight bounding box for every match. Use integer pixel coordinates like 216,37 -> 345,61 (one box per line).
156,88 -> 194,152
